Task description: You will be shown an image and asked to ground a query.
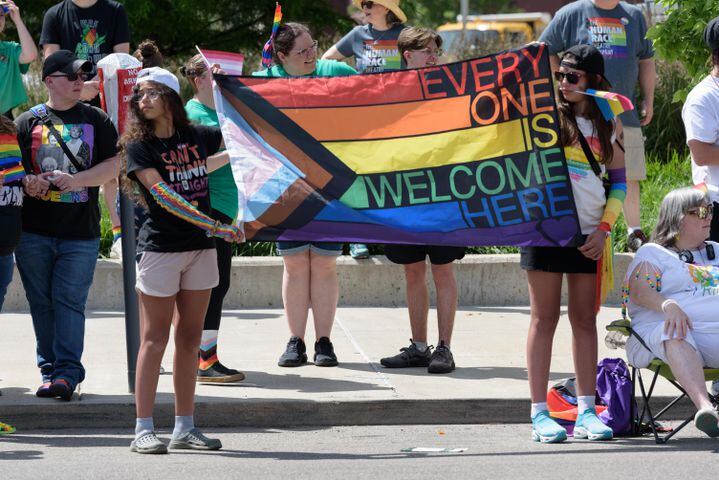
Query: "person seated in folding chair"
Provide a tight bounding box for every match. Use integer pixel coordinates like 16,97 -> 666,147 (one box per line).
624,187 -> 719,437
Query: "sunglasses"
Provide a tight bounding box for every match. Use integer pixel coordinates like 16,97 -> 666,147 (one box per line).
361,1 -> 374,9
687,205 -> 713,220
48,72 -> 90,82
553,70 -> 585,85
132,89 -> 162,102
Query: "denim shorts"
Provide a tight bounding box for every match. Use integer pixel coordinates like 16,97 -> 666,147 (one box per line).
276,241 -> 343,257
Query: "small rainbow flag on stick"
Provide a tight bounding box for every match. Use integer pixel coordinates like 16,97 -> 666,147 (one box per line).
577,89 -> 634,121
261,3 -> 283,69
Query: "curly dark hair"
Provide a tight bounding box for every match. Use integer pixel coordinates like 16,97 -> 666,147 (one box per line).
118,81 -> 190,203
557,54 -> 615,166
271,23 -> 312,65
133,39 -> 164,68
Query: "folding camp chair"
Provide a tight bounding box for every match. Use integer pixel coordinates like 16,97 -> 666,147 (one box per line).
605,318 -> 719,444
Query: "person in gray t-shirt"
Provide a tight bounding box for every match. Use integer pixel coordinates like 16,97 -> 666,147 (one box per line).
323,0 -> 407,259
323,0 -> 407,74
540,0 -> 656,252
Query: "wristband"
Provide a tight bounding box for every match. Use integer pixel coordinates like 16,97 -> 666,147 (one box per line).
661,299 -> 678,312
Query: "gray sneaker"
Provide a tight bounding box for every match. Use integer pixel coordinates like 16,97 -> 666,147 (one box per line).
130,431 -> 168,454
380,340 -> 432,368
169,428 -> 222,450
428,341 -> 456,374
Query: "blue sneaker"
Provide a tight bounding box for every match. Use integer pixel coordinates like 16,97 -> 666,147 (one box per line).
531,410 -> 567,443
349,243 -> 370,259
574,408 -> 613,441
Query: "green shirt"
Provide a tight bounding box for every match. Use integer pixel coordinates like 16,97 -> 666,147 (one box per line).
184,98 -> 239,220
252,59 -> 357,78
0,41 -> 30,114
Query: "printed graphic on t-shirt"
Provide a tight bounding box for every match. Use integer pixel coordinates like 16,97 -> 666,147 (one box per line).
359,40 -> 401,73
75,19 -> 107,66
29,123 -> 94,203
0,185 -> 23,207
159,140 -> 209,205
566,136 -> 601,182
587,17 -> 628,59
688,264 -> 719,296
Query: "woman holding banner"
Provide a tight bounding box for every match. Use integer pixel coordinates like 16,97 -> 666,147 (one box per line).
120,67 -> 242,454
181,55 -> 245,384
254,23 -> 355,368
522,45 -> 626,443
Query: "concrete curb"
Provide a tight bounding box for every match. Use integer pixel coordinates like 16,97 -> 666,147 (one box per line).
3,396 -> 692,430
3,253 -> 634,311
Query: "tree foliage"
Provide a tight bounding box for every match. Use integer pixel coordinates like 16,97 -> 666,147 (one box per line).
15,0 -> 353,58
647,0 -> 719,102
400,0 -> 518,28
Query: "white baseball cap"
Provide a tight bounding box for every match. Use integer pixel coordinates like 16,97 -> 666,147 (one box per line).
136,67 -> 180,94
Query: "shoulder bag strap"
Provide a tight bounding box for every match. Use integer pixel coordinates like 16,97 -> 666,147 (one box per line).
30,104 -> 86,173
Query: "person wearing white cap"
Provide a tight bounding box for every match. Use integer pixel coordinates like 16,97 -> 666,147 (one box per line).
323,0 -> 408,260
119,67 -> 242,454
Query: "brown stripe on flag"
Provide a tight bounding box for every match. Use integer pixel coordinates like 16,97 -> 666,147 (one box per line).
222,90 -> 333,190
243,178 -> 318,240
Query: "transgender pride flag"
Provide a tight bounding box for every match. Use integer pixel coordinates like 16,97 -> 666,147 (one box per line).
196,47 -> 245,75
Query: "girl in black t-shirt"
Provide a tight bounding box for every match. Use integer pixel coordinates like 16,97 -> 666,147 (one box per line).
119,68 -> 241,454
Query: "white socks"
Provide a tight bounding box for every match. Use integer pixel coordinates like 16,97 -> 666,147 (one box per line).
135,417 -> 154,438
577,395 -> 595,413
172,415 -> 194,439
531,402 -> 548,418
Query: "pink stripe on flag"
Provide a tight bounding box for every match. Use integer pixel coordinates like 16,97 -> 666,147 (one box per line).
200,49 -> 245,75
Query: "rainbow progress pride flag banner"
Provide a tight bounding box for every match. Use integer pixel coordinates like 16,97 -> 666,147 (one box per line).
214,44 -> 581,246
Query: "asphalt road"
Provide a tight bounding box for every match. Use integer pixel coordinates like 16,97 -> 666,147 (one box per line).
2,423 -> 718,479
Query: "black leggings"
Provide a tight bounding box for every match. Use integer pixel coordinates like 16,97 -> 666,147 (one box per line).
203,210 -> 233,331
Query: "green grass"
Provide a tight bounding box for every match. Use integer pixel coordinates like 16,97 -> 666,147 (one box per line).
97,151 -> 693,257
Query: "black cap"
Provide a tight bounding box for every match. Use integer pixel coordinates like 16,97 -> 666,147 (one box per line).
704,16 -> 719,51
42,50 -> 92,80
560,44 -> 611,86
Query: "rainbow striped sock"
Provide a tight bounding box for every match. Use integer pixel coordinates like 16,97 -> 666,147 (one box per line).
112,226 -> 122,242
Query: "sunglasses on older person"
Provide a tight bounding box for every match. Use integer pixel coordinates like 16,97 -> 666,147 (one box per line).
553,71 -> 585,85
361,1 -> 374,9
687,205 -> 713,220
48,72 -> 90,82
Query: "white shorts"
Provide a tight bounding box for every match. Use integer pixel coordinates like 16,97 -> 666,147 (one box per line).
627,322 -> 719,368
136,249 -> 219,297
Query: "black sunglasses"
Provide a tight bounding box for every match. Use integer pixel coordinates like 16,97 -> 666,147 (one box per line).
553,71 -> 585,85
48,72 -> 90,82
361,1 -> 374,9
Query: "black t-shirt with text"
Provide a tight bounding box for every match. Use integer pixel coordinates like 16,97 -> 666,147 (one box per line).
15,103 -> 119,239
40,0 -> 130,77
126,125 -> 223,253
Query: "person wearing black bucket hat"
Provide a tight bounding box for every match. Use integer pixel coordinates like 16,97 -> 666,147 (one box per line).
683,16 -> 719,246
540,0 -> 656,253
12,48 -> 120,402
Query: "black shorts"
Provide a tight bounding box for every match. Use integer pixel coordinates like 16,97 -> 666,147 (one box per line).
520,236 -> 596,274
385,244 -> 465,265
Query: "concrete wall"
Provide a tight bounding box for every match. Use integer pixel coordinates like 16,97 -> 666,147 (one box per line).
3,253 -> 633,312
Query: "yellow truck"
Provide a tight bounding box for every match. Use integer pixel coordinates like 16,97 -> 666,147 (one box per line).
438,12 -> 551,59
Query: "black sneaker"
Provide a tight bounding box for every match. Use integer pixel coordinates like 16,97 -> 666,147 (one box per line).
380,340 -> 432,368
314,337 -> 339,367
428,342 -> 455,374
627,230 -> 648,252
48,379 -> 74,401
278,336 -> 308,367
197,361 -> 246,383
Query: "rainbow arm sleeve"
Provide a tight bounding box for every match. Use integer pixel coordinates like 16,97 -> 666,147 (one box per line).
149,182 -> 237,239
598,167 -> 627,233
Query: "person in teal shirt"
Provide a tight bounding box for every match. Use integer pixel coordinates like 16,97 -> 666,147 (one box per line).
181,54 -> 244,384
0,1 -> 37,118
253,23 -> 355,369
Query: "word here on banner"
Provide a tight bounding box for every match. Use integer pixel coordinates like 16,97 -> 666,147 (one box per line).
214,43 -> 581,247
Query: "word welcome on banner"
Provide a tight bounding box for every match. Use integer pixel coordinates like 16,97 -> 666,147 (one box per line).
215,44 -> 581,247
